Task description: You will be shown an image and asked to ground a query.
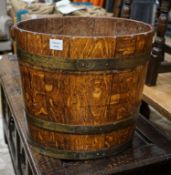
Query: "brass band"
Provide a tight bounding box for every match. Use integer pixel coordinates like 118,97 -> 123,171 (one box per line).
27,113 -> 135,135
17,49 -> 150,72
30,138 -> 132,160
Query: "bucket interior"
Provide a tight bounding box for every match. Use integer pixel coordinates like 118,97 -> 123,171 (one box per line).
17,17 -> 152,37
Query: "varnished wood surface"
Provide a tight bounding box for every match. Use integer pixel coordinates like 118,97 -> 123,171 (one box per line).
12,17 -> 154,156
145,0 -> 171,85
1,55 -> 171,174
143,73 -> 171,120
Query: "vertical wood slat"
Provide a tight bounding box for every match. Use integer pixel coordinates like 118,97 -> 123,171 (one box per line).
13,17 -> 153,160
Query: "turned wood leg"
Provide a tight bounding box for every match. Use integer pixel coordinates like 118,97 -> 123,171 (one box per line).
146,47 -> 163,86
146,0 -> 171,86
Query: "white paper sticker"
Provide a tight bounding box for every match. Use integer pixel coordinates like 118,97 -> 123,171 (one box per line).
31,14 -> 37,19
50,39 -> 63,51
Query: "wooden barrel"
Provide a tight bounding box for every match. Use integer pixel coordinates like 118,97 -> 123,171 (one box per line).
13,17 -> 153,160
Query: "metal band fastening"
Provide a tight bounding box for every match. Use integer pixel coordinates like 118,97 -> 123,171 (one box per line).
30,138 -> 132,160
27,113 -> 135,135
17,49 -> 150,72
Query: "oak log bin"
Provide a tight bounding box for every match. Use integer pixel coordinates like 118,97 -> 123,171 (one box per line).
13,17 -> 154,160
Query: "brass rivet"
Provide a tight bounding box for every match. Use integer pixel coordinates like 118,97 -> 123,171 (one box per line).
81,63 -> 86,67
105,63 -> 109,67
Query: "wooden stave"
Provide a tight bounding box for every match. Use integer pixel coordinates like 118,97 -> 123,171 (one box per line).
13,17 -> 154,159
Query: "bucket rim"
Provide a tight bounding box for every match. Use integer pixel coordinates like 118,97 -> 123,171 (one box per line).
13,16 -> 154,39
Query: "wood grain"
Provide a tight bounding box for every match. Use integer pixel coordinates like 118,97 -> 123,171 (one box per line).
143,73 -> 171,120
13,17 -> 153,159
